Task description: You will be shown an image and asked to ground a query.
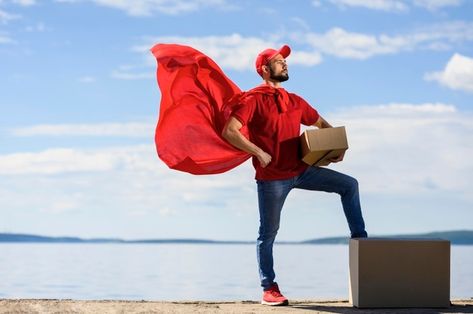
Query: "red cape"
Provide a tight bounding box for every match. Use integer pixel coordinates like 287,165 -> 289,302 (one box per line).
150,43 -> 251,175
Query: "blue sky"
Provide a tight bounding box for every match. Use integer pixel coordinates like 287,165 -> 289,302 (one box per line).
1,0 -> 472,241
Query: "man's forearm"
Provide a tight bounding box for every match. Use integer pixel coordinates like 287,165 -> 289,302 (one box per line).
222,117 -> 272,167
222,127 -> 263,156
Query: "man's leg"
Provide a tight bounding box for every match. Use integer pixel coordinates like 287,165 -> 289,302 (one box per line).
295,166 -> 368,238
256,178 -> 293,289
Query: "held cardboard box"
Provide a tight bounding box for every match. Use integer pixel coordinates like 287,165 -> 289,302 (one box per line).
349,238 -> 450,308
300,126 -> 348,166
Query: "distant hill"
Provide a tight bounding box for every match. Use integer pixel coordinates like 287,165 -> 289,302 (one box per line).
0,233 -> 251,245
0,233 -> 123,243
302,230 -> 473,245
0,230 -> 472,245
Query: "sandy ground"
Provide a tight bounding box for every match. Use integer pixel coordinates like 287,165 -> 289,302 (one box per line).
0,299 -> 472,314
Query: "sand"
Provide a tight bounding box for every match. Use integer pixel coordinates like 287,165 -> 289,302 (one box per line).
0,299 -> 472,314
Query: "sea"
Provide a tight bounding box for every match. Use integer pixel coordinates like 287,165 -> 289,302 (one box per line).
0,243 -> 471,301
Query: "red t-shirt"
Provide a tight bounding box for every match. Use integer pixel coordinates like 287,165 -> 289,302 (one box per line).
231,86 -> 319,180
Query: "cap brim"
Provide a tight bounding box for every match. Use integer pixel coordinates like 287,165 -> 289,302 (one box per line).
269,45 -> 291,60
278,45 -> 291,58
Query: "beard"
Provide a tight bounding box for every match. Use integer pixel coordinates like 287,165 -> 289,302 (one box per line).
269,65 -> 289,82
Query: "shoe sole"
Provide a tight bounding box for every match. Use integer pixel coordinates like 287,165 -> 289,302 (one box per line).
261,300 -> 289,306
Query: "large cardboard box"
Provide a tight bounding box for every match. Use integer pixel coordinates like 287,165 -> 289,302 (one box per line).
349,238 -> 450,308
300,127 -> 348,166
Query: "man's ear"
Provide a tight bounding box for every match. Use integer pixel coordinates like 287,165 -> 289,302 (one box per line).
262,65 -> 270,75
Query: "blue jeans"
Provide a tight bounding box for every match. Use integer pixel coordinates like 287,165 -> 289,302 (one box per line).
256,166 -> 368,290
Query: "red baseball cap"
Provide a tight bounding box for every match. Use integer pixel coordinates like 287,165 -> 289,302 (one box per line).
255,44 -> 291,76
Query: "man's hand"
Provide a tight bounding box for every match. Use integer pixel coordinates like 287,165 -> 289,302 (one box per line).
329,151 -> 345,163
256,150 -> 272,168
313,116 -> 333,129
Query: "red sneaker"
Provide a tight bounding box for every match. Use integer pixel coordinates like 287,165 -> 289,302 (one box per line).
261,283 -> 289,306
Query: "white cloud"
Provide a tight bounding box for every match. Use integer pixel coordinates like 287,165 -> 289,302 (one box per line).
77,76 -> 96,83
24,21 -> 48,32
299,22 -> 473,59
0,143 -> 255,228
138,22 -> 472,71
139,34 -> 322,72
0,9 -> 20,24
110,63 -> 156,80
111,70 -> 154,80
416,21 -> 473,44
0,33 -> 13,43
0,144 -> 162,175
290,17 -> 311,32
1,104 -> 472,238
0,148 -> 117,175
0,0 -> 36,5
290,50 -> 323,66
302,27 -> 403,59
55,0 -> 235,16
424,53 -> 473,93
350,102 -> 457,114
323,0 -> 462,11
328,103 -> 473,196
4,104 -> 472,198
413,0 -> 462,11
39,199 -> 80,214
11,122 -> 154,137
328,0 -> 408,12
12,0 -> 36,5
139,34 -> 279,72
124,21 -> 471,76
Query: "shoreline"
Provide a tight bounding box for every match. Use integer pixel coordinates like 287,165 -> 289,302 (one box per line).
1,299 -> 472,313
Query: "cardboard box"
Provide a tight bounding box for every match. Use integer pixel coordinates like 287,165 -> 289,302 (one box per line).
349,238 -> 450,308
300,126 -> 348,166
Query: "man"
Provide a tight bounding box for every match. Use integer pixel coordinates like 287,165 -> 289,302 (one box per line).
222,45 -> 368,306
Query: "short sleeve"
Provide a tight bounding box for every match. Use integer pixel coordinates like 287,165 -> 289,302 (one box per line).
297,95 -> 319,126
231,94 -> 257,126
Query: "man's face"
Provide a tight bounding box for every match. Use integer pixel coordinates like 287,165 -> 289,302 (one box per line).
268,54 -> 289,82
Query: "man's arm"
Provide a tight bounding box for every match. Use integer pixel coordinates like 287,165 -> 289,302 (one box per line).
313,116 -> 333,129
222,117 -> 272,168
313,116 -> 345,163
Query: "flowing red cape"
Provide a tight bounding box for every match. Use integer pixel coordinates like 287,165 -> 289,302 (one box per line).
150,43 -> 251,175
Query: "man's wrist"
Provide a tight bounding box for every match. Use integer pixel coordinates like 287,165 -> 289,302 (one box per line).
253,147 -> 264,157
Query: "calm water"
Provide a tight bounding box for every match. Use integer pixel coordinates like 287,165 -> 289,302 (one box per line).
0,244 -> 471,300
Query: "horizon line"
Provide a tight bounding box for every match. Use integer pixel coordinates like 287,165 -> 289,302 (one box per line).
0,229 -> 472,244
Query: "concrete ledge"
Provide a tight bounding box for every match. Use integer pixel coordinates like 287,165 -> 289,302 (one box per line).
0,299 -> 472,313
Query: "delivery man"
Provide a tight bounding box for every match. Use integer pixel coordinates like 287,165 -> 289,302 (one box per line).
222,45 -> 368,306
